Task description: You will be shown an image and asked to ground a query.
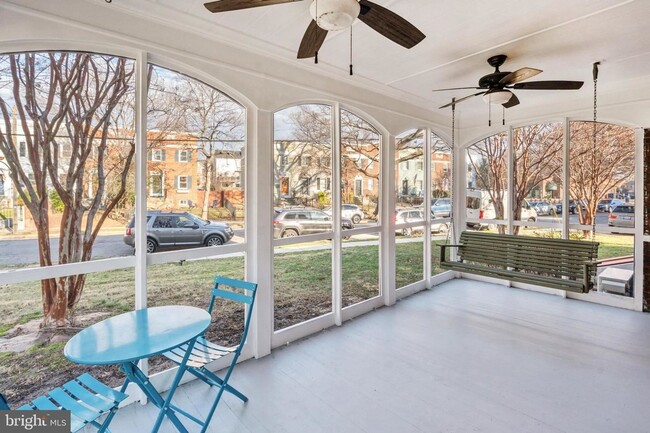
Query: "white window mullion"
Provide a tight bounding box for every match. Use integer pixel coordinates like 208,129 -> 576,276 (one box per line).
332,103 -> 342,326
424,128 -> 432,287
562,118 -> 570,239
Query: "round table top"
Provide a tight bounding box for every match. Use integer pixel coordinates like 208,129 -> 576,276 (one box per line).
64,306 -> 211,365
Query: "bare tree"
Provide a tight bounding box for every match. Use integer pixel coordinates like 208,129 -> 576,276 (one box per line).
467,133 -> 507,232
569,122 -> 635,230
0,53 -> 135,326
512,124 -> 563,233
169,77 -> 244,219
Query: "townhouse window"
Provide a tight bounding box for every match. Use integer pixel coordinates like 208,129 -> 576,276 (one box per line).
151,149 -> 165,161
416,161 -> 423,170
150,171 -> 164,197
176,175 -> 191,191
19,142 -> 26,157
302,156 -> 312,167
177,150 -> 190,162
320,156 -> 331,168
354,179 -> 362,197
299,177 -> 310,194
60,143 -> 72,158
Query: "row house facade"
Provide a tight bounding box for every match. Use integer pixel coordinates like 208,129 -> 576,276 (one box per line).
274,140 -> 380,210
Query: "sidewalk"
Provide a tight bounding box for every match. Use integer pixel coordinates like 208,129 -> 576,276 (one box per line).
0,226 -> 126,240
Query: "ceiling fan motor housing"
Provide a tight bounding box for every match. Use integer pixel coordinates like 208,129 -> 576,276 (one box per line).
478,72 -> 510,88
310,0 -> 361,31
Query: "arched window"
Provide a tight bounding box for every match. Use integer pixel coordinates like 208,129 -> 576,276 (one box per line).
273,104 -> 333,330
395,129 -> 425,288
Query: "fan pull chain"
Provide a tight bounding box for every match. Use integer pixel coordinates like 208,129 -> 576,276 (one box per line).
315,51 -> 318,64
349,26 -> 354,76
488,101 -> 491,127
591,62 -> 600,242
502,106 -> 505,126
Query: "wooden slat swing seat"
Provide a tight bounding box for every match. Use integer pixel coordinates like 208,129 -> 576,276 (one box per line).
440,231 -> 599,293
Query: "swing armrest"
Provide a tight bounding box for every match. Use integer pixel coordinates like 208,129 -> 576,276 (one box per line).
439,244 -> 464,263
582,259 -> 600,292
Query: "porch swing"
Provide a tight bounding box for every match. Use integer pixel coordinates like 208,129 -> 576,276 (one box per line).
438,64 -> 607,294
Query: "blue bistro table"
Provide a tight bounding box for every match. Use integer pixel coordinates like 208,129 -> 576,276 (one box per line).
64,306 -> 211,433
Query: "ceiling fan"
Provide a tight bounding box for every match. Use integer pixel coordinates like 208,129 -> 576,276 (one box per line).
435,54 -> 584,109
203,0 -> 426,60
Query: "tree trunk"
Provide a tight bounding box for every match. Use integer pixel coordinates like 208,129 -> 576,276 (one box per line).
201,158 -> 214,220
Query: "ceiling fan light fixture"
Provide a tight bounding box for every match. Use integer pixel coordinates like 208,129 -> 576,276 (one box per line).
309,0 -> 360,31
483,89 -> 513,105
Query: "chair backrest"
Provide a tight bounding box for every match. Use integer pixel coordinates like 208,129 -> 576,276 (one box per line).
208,276 -> 258,348
0,393 -> 10,410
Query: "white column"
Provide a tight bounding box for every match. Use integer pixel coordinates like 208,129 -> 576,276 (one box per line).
424,129 -> 432,288
382,133 -> 396,306
134,51 -> 148,310
562,118 -> 570,239
249,109 -> 273,357
332,103 -> 342,326
633,127 -> 644,312
134,50 -> 149,402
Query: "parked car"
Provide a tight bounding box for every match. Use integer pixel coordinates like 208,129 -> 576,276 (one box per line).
124,211 -> 234,253
430,198 -> 451,218
553,200 -> 580,215
598,199 -> 625,212
394,208 -> 448,236
273,209 -> 353,238
529,200 -> 551,216
608,204 -> 634,228
323,204 -> 364,224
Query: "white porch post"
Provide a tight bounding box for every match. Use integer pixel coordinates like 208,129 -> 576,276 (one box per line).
382,133 -> 396,306
250,109 -> 273,357
633,127 -> 644,312
134,50 -> 149,402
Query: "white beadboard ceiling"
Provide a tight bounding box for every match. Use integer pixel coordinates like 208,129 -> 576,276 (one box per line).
109,0 -> 650,125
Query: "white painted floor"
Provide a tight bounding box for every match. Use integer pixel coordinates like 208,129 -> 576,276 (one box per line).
105,279 -> 650,433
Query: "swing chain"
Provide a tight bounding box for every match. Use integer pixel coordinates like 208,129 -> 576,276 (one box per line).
591,62 -> 599,242
448,99 -> 456,244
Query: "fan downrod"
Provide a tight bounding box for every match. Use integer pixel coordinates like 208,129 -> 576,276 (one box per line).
487,54 -> 508,70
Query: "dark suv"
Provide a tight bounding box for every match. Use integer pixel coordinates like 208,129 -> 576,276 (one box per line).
273,208 -> 353,238
124,211 -> 234,253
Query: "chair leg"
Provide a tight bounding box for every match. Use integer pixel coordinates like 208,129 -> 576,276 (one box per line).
200,385 -> 228,433
198,368 -> 248,402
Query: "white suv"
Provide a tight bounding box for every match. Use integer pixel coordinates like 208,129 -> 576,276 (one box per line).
394,208 -> 448,236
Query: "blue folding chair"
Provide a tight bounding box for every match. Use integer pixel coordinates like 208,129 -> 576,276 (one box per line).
0,373 -> 128,433
163,276 -> 257,433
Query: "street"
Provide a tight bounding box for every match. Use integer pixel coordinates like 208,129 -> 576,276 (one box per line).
0,214 -> 617,267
